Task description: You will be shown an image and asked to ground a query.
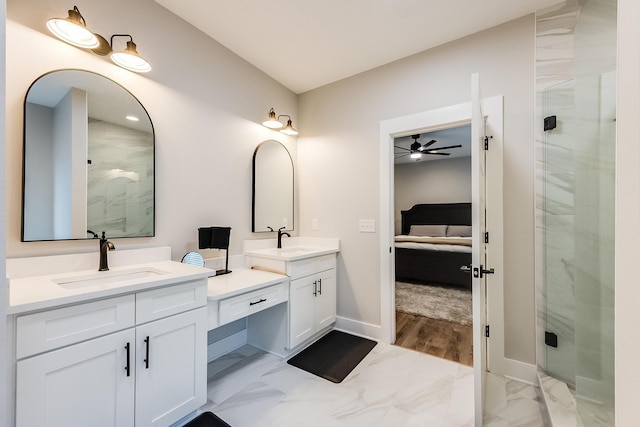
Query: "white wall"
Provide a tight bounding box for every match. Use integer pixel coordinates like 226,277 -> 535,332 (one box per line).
615,0 -> 640,424
298,15 -> 537,363
394,156 -> 471,234
6,0 -> 297,260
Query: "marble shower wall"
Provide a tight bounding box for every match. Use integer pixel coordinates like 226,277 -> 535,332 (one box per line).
535,0 -> 616,421
86,120 -> 154,238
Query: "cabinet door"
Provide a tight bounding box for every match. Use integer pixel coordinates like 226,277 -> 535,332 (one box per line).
16,328 -> 135,427
135,307 -> 207,427
314,269 -> 337,331
289,276 -> 316,348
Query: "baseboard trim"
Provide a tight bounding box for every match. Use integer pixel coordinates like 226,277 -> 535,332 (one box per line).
335,316 -> 381,341
501,357 -> 537,385
207,329 -> 247,362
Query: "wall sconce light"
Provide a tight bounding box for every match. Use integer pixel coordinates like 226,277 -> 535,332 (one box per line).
261,108 -> 299,135
47,6 -> 152,73
46,6 -> 99,49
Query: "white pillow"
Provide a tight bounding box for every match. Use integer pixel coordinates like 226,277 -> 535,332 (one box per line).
409,224 -> 448,237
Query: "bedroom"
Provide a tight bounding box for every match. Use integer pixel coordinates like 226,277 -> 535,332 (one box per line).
393,125 -> 473,366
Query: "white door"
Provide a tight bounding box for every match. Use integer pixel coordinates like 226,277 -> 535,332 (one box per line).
16,328 -> 136,427
135,307 -> 207,427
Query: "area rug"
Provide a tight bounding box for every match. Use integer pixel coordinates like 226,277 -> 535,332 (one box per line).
183,411 -> 231,427
395,281 -> 472,326
287,330 -> 377,383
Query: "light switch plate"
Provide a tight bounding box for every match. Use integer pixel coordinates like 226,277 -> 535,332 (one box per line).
359,219 -> 376,233
312,218 -> 319,230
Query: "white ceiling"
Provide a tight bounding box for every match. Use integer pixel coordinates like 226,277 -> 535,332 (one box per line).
155,0 -> 557,94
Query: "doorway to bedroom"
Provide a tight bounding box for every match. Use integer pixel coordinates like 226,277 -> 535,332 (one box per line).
392,126 -> 473,366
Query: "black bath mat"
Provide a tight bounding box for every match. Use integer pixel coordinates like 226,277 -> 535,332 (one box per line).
183,412 -> 231,427
287,330 -> 377,383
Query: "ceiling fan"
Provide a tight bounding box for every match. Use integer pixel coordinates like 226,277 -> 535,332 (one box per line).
394,134 -> 462,160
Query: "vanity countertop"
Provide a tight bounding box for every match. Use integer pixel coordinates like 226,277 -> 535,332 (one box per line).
243,236 -> 340,261
8,248 -> 212,315
207,268 -> 288,301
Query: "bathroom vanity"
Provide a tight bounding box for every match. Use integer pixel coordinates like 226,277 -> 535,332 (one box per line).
7,247 -> 211,427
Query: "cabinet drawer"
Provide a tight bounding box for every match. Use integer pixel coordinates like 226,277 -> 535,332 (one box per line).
136,279 -> 207,324
16,295 -> 135,359
287,254 -> 336,279
218,281 -> 288,326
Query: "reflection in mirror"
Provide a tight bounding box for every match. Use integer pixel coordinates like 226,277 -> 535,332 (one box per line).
252,140 -> 294,232
22,70 -> 155,241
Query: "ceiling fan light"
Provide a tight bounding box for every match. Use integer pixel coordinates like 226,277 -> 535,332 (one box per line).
262,108 -> 284,129
47,7 -> 99,49
410,152 -> 422,159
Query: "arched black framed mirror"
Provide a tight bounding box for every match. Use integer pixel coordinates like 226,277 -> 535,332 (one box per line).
22,69 -> 155,241
252,140 -> 294,232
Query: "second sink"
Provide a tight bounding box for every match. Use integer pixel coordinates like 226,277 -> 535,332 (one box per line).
54,267 -> 168,290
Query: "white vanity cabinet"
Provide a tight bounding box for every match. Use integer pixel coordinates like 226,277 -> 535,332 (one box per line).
245,251 -> 337,350
14,279 -> 207,427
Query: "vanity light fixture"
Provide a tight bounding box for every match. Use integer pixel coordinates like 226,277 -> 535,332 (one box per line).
279,116 -> 299,136
261,108 -> 299,135
46,6 -> 99,49
108,35 -> 152,73
262,108 -> 284,129
46,7 -> 152,73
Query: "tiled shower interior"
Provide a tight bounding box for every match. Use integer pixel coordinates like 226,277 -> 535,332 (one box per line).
535,0 -> 616,425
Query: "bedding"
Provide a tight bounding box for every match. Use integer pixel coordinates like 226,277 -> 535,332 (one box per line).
395,203 -> 472,290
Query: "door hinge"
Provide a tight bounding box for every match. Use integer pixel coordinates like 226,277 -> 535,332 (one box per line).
485,325 -> 490,337
484,135 -> 493,150
544,115 -> 557,131
484,232 -> 489,243
545,331 -> 558,348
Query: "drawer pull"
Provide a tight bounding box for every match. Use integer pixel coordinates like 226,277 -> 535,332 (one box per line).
144,336 -> 150,369
249,298 -> 267,306
318,278 -> 322,295
313,281 -> 317,297
125,342 -> 131,377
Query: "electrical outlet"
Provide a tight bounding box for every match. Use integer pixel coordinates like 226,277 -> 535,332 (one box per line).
359,219 -> 376,233
312,218 -> 319,230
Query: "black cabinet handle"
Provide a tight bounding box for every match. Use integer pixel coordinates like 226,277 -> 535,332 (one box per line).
318,278 -> 322,295
313,280 -> 317,296
124,342 -> 130,377
250,298 -> 267,306
144,336 -> 150,369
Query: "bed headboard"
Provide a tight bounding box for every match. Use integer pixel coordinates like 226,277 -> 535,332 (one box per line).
400,203 -> 471,235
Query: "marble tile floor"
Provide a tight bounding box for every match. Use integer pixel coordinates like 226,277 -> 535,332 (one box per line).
182,341 -> 549,427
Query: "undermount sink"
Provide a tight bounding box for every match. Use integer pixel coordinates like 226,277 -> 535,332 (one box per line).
54,267 -> 168,290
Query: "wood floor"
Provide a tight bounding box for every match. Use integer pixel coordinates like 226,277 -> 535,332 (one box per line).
394,311 -> 473,366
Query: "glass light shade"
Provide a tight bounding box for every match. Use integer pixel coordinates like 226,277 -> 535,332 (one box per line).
111,41 -> 152,73
410,152 -> 422,159
280,119 -> 298,136
262,109 -> 284,129
46,9 -> 99,49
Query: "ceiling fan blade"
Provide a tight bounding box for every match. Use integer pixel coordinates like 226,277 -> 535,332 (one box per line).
424,144 -> 462,152
394,153 -> 411,159
425,152 -> 451,156
394,146 -> 411,152
420,139 -> 437,150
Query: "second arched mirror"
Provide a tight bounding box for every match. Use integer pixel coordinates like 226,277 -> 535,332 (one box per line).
252,140 -> 294,232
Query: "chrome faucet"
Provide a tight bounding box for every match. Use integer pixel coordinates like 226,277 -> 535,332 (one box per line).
277,227 -> 290,249
99,232 -> 115,271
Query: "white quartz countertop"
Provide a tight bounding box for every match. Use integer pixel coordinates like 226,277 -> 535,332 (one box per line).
207,268 -> 288,301
8,259 -> 213,315
243,236 -> 340,261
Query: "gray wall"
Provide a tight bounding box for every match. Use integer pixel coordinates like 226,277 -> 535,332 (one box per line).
394,157 -> 471,235
298,15 -> 537,363
6,0 -> 297,259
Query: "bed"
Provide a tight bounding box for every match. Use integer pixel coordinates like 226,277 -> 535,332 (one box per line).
395,203 -> 472,290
